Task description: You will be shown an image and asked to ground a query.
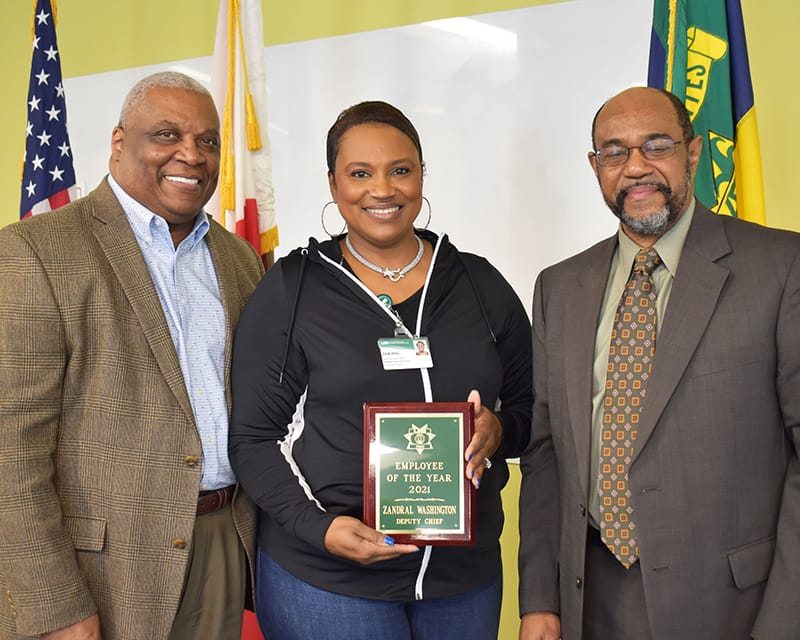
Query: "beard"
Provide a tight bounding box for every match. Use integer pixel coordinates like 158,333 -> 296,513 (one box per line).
608,167 -> 692,237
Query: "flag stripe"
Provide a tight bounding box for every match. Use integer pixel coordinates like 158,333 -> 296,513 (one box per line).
646,26 -> 666,88
726,0 -> 754,122
665,0 -> 678,91
734,107 -> 765,223
235,198 -> 261,250
49,188 -> 70,209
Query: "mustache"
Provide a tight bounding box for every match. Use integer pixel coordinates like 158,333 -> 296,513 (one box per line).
616,181 -> 671,208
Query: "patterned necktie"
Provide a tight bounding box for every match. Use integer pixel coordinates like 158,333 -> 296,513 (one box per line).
598,247 -> 661,568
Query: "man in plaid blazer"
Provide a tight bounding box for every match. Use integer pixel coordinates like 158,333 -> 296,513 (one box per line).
0,72 -> 264,639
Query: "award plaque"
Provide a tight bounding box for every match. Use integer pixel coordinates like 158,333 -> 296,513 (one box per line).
363,402 -> 475,545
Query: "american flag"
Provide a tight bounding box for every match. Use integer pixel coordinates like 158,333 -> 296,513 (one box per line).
20,0 -> 77,219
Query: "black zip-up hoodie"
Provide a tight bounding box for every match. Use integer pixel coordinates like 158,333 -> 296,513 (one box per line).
230,230 -> 532,601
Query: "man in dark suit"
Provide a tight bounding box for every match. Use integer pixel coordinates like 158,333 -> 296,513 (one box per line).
0,72 -> 263,639
518,86 -> 800,640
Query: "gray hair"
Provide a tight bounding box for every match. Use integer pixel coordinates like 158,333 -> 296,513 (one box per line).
118,71 -> 213,127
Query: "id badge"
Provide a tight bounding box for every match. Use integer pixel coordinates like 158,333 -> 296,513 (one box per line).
378,337 -> 433,370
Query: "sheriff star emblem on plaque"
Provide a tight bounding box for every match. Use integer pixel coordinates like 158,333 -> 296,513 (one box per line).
404,423 -> 436,455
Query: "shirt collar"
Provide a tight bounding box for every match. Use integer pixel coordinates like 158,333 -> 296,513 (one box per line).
617,197 -> 696,278
107,174 -> 210,250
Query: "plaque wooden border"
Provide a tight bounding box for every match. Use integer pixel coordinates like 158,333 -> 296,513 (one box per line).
363,402 -> 475,545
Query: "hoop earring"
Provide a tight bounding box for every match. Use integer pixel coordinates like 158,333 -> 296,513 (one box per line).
415,197 -> 432,230
321,201 -> 346,237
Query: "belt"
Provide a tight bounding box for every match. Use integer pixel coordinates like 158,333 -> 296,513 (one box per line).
197,485 -> 236,516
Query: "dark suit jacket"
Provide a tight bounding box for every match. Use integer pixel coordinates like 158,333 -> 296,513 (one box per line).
519,202 -> 800,639
0,179 -> 264,639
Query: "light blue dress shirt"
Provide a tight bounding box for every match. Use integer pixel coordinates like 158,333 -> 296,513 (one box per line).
108,175 -> 234,490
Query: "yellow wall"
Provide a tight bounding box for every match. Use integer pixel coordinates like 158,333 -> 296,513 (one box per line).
740,1 -> 799,232
0,2 -> 797,638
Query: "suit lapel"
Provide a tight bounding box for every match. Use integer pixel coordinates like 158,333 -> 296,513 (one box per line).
566,237 -> 617,495
632,204 -> 731,463
90,179 -> 194,423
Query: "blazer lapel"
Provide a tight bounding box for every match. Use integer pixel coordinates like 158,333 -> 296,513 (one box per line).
566,237 -> 617,495
90,179 -> 194,423
632,204 -> 731,463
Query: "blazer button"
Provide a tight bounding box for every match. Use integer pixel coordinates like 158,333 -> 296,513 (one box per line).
579,504 -> 586,517
576,577 -> 583,590
184,455 -> 200,468
172,538 -> 187,549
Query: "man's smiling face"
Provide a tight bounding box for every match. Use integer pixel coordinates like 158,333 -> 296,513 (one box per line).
109,86 -> 220,229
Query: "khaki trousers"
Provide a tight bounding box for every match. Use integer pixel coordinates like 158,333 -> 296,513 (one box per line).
168,503 -> 246,640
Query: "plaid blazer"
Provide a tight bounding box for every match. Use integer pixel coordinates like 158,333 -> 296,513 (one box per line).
0,179 -> 263,639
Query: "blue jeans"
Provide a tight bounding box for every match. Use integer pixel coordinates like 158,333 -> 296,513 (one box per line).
255,549 -> 502,640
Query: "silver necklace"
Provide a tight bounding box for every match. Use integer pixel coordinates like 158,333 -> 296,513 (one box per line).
345,235 -> 424,282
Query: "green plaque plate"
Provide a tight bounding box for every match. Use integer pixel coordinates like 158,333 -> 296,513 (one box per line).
363,402 -> 474,545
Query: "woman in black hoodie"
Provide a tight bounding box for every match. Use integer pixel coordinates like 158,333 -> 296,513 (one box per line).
230,101 -> 532,640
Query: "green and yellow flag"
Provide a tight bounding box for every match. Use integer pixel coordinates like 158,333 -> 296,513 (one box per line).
648,0 -> 765,224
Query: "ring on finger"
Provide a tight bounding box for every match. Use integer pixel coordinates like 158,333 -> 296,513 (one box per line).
484,457 -> 492,470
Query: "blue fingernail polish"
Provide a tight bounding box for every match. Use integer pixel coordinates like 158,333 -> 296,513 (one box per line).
477,477 -> 481,488
384,535 -> 395,545
467,453 -> 473,461
471,470 -> 475,478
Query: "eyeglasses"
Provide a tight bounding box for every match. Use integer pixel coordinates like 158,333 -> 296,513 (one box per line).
592,137 -> 689,167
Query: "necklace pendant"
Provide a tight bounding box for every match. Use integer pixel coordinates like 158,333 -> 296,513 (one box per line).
383,269 -> 404,282
345,234 -> 424,283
